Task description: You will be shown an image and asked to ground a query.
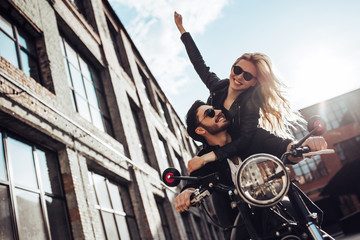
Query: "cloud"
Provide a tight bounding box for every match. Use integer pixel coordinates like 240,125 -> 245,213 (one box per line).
109,0 -> 229,95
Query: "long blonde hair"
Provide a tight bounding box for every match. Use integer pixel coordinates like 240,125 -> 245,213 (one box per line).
235,53 -> 305,139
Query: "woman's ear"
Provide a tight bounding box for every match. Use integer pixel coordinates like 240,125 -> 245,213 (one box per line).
195,126 -> 206,136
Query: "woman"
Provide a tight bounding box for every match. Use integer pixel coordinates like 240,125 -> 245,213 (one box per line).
174,12 -> 305,173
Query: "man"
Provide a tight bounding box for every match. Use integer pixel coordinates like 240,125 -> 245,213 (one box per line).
175,100 -> 327,239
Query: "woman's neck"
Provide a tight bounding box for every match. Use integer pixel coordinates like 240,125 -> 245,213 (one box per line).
224,88 -> 243,110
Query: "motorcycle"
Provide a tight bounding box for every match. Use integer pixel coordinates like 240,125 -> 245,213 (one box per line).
162,116 -> 335,240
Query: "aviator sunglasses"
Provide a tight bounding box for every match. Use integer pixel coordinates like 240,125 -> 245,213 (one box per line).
197,108 -> 215,126
232,65 -> 256,81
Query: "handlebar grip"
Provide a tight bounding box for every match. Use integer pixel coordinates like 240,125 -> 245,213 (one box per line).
303,149 -> 335,157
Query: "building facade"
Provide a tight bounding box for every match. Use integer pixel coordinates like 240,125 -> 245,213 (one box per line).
290,88 -> 360,234
0,0 -> 223,239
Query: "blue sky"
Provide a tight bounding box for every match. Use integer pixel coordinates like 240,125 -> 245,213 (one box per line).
110,0 -> 360,123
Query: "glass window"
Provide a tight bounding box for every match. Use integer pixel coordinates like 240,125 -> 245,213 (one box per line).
118,184 -> 141,239
89,172 -> 140,240
106,18 -> 132,79
0,132 -> 71,240
334,135 -> 360,164
158,95 -> 175,134
0,30 -> 18,67
155,197 -> 172,240
130,100 -> 152,166
15,188 -> 47,240
92,174 -> 112,209
293,156 -> 328,185
102,211 -> 120,239
45,196 -> 71,240
37,150 -> 62,195
0,185 -> 14,240
322,100 -> 348,130
181,212 -> 195,240
0,133 -> 7,181
158,133 -> 173,168
0,14 -> 40,82
61,38 -> 113,136
7,137 -> 38,189
0,15 -> 13,36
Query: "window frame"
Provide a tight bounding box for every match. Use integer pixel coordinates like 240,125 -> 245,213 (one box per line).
0,13 -> 42,84
0,130 -> 72,240
60,36 -> 114,136
88,171 -> 141,240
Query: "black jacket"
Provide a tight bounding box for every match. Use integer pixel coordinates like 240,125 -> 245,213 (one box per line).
181,32 -> 261,161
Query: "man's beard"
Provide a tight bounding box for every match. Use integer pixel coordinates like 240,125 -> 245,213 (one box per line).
201,121 -> 230,135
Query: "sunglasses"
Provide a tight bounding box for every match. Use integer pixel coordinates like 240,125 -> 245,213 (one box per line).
197,108 -> 215,126
232,65 -> 256,81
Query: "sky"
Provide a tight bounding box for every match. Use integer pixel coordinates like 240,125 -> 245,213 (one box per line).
109,0 -> 360,124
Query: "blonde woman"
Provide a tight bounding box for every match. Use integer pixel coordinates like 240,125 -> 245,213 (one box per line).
174,12 -> 305,173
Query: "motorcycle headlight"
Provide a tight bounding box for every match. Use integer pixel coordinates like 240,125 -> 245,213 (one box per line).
235,154 -> 290,207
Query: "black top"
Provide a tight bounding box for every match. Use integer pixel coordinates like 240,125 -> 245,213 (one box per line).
181,32 -> 261,160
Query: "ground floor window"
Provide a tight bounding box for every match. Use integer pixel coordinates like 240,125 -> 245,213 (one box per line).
88,171 -> 141,239
0,131 -> 71,240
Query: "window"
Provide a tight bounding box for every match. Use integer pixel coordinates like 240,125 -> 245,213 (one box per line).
70,0 -> 97,31
155,197 -> 172,240
321,100 -> 349,130
158,95 -> 175,134
0,132 -> 71,240
60,37 -> 114,135
138,65 -> 158,110
158,132 -> 174,168
292,155 -> 328,184
106,18 -> 132,78
193,215 -> 206,238
129,98 -> 155,167
291,122 -> 307,140
181,212 -> 195,240
89,172 -> 141,240
185,137 -> 196,157
0,14 -> 40,83
175,151 -> 187,176
334,135 -> 360,164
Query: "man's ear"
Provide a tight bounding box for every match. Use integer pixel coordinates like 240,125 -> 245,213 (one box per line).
195,126 -> 206,136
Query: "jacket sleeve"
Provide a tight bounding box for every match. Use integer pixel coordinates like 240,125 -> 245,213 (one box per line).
261,133 -> 293,159
213,100 -> 260,160
180,32 -> 221,91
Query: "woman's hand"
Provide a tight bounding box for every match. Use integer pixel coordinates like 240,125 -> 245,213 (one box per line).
303,136 -> 327,151
287,136 -> 328,164
174,11 -> 186,34
187,151 -> 217,173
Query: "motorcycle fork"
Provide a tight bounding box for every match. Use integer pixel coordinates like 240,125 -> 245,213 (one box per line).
287,183 -> 323,240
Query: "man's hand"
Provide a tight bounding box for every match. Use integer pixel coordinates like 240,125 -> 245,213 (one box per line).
174,188 -> 195,212
187,156 -> 205,174
187,151 -> 217,173
174,11 -> 186,34
287,136 -> 328,164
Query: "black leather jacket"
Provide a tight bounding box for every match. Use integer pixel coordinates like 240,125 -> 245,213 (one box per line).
181,32 -> 261,160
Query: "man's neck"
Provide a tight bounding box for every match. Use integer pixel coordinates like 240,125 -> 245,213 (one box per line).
206,132 -> 231,147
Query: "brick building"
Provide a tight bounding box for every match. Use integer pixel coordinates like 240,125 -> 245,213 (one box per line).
290,88 -> 360,234
0,0 -> 224,239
